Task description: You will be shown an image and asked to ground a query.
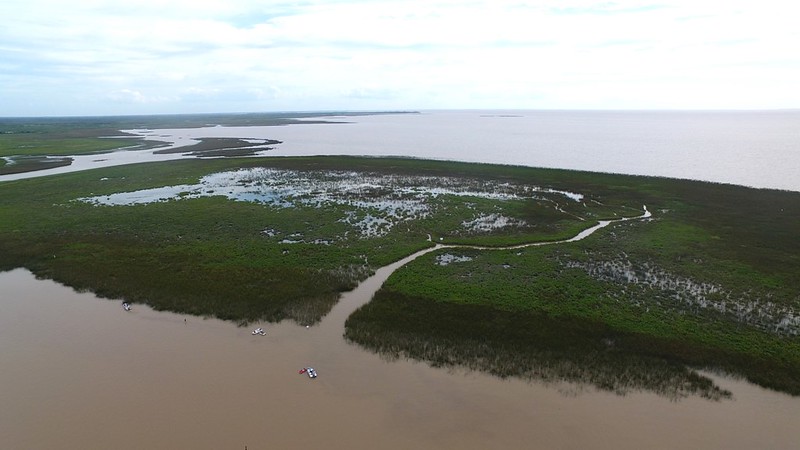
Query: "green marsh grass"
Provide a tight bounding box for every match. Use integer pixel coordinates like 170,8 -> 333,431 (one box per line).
1,152 -> 798,396
345,176 -> 800,396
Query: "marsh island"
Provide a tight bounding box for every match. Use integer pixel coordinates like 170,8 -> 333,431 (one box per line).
1,114 -> 798,399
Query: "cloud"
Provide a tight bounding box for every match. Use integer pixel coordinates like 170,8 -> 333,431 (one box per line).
107,89 -> 176,104
1,0 -> 799,115
344,87 -> 399,100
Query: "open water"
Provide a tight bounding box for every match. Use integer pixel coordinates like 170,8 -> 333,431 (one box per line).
261,110 -> 800,192
3,263 -> 799,450
2,110 -> 799,192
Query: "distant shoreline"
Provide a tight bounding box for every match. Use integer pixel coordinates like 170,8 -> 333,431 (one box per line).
3,110 -> 798,192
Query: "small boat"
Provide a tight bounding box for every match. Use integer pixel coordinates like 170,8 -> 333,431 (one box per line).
251,327 -> 266,336
122,302 -> 131,312
298,367 -> 317,378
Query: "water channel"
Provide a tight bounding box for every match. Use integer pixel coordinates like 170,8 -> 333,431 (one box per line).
2,209 -> 799,449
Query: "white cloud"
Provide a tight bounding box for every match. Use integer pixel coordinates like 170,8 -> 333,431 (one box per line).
1,0 -> 798,115
107,89 -> 176,104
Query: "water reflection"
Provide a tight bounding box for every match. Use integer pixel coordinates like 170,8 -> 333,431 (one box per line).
346,295 -> 732,401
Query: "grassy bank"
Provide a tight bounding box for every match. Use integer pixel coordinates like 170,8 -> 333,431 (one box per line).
1,155 -> 613,324
345,175 -> 800,396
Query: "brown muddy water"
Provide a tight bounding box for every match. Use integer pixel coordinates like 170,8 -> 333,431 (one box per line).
2,258 -> 799,449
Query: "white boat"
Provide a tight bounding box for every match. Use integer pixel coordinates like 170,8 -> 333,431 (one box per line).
251,327 -> 266,336
122,302 -> 131,311
306,367 -> 317,378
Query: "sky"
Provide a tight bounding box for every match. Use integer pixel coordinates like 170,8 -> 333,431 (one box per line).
1,0 -> 798,116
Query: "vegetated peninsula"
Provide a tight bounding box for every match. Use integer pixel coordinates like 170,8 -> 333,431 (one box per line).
0,111 -> 413,174
0,150 -> 798,398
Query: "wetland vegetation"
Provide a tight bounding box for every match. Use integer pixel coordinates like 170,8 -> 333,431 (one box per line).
345,172 -> 800,396
1,125 -> 798,397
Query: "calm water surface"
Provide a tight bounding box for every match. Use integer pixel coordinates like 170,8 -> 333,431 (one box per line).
2,110 -> 799,192
264,110 -> 800,192
2,264 -> 799,449
131,110 -> 800,192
